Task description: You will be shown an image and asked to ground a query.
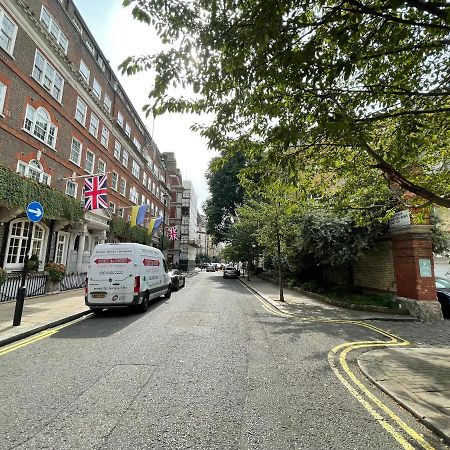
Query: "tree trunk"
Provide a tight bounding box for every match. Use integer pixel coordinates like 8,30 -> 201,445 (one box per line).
277,231 -> 284,302
247,259 -> 251,281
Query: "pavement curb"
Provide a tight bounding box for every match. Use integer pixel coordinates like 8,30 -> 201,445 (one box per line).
358,355 -> 450,445
0,309 -> 92,348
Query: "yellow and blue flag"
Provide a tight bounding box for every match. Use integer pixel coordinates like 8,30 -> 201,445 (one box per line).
148,217 -> 163,235
130,204 -> 148,227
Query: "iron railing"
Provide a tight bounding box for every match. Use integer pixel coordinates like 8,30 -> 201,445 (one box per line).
0,272 -> 48,303
60,272 -> 87,292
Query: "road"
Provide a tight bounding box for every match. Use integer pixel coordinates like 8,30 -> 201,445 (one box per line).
0,271 -> 446,449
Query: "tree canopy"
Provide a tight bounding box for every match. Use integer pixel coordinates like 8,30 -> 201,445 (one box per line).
122,0 -> 450,212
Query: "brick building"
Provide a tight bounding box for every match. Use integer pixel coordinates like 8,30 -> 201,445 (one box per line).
0,0 -> 176,273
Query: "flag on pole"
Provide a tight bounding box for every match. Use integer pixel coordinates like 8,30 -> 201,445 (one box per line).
130,204 -> 148,227
148,217 -> 163,235
168,226 -> 178,241
84,175 -> 108,211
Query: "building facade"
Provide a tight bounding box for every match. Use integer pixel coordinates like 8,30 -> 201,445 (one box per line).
0,0 -> 174,273
179,180 -> 200,271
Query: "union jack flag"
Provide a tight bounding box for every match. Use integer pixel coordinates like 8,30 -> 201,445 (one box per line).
84,175 -> 108,211
168,226 -> 178,241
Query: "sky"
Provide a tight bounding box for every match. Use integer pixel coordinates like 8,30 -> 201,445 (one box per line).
74,0 -> 215,212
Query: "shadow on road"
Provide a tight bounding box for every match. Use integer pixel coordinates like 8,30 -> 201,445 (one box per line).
51,296 -> 170,339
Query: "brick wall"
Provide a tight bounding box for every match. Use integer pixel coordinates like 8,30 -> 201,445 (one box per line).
353,240 -> 397,293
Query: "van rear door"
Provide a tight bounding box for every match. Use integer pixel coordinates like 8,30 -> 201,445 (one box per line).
88,247 -> 135,304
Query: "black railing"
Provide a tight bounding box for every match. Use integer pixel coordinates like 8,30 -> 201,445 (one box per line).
60,272 -> 87,292
0,272 -> 48,303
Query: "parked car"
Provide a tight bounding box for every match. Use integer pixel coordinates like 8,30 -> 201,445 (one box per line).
435,277 -> 450,318
206,264 -> 216,272
223,265 -> 239,279
169,269 -> 186,291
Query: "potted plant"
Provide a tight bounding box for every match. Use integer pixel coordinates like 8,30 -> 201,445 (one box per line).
45,262 -> 65,293
27,254 -> 40,271
0,267 -> 6,286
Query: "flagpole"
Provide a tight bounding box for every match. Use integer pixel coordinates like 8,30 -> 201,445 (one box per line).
60,172 -> 111,181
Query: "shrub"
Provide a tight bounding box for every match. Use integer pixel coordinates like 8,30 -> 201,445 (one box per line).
28,254 -> 40,271
45,262 -> 66,282
0,268 -> 6,286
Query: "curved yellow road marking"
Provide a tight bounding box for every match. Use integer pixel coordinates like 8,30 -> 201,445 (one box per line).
245,284 -> 435,449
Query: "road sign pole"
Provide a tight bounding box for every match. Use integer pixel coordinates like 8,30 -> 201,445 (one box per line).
13,221 -> 35,326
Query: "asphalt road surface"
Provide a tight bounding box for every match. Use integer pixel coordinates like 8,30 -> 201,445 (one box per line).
0,271 -> 446,449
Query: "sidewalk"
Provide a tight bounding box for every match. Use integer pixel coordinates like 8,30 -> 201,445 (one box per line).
0,289 -> 89,347
239,276 -> 450,444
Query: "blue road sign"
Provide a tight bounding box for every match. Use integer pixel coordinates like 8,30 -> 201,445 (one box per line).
26,201 -> 44,222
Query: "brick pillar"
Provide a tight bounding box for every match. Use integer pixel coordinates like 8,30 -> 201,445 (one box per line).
391,225 -> 443,321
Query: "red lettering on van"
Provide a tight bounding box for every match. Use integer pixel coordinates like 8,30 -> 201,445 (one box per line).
143,258 -> 160,267
94,258 -> 132,264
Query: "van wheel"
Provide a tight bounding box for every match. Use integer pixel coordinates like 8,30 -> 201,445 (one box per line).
138,296 -> 149,313
164,287 -> 172,299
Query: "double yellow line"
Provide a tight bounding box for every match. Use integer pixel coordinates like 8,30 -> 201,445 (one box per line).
245,285 -> 435,450
0,315 -> 88,357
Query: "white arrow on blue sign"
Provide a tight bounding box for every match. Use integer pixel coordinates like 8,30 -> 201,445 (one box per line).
26,201 -> 44,222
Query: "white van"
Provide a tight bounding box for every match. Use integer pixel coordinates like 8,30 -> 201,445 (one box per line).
85,243 -> 171,313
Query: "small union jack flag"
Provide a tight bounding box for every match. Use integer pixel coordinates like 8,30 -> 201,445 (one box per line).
84,175 -> 108,211
168,226 -> 178,241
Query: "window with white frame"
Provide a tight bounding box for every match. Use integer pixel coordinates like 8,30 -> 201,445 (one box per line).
133,137 -> 141,152
120,178 -> 126,196
75,97 -> 87,125
129,186 -> 138,204
97,159 -> 106,174
85,150 -> 95,174
92,78 -> 101,99
117,111 -> 124,127
6,220 -> 46,270
152,181 -> 156,194
65,179 -> 77,197
32,50 -> 65,102
131,160 -> 140,179
0,81 -> 6,115
143,172 -> 147,187
89,113 -> 99,138
0,7 -> 18,55
72,16 -> 82,35
111,171 -> 118,190
113,140 -> 121,160
125,122 -> 131,137
103,94 -> 111,113
40,6 -> 68,54
23,105 -> 57,148
69,137 -> 82,165
122,150 -> 129,167
17,160 -> 51,185
141,194 -> 146,204
79,59 -> 90,83
100,125 -> 110,147
109,202 -> 116,214
85,39 -> 95,55
118,208 -> 124,218
55,232 -> 68,264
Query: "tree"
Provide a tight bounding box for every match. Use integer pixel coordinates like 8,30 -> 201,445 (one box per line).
121,0 -> 450,211
204,153 -> 246,244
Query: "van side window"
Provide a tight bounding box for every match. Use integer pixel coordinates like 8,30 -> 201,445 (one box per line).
163,260 -> 168,273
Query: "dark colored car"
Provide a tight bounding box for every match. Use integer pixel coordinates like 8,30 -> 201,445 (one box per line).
435,277 -> 450,318
223,265 -> 238,279
169,270 -> 186,291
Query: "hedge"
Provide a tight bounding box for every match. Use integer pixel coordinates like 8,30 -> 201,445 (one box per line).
0,165 -> 83,221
